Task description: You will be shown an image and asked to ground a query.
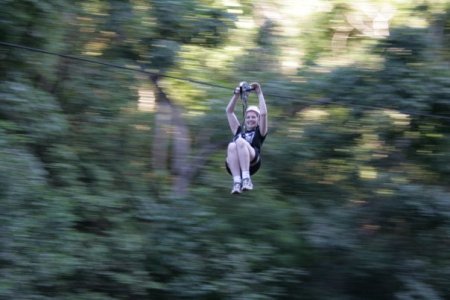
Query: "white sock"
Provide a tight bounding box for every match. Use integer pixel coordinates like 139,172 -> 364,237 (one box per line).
233,176 -> 242,183
242,171 -> 250,179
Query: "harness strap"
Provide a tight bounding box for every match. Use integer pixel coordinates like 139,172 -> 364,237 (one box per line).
239,82 -> 250,133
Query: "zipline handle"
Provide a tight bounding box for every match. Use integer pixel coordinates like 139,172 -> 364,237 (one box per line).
239,81 -> 254,95
239,81 -> 254,106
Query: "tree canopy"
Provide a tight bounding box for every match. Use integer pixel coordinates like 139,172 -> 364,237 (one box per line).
0,0 -> 449,299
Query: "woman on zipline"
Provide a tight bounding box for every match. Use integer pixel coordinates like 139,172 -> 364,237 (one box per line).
225,82 -> 268,194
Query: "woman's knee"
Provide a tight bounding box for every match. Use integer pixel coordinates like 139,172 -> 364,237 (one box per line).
235,137 -> 247,149
227,142 -> 237,154
236,137 -> 254,156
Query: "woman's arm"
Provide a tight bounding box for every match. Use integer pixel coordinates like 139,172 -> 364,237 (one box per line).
226,87 -> 241,134
251,83 -> 268,136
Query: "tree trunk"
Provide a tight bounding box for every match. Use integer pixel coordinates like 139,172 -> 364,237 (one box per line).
149,75 -> 193,198
149,75 -> 228,197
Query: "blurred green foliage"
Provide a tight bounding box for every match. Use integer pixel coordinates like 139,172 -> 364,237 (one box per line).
0,0 -> 449,299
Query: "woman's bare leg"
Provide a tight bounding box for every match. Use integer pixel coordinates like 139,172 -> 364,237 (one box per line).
227,142 -> 241,177
235,137 -> 255,191
227,142 -> 242,193
235,137 -> 255,172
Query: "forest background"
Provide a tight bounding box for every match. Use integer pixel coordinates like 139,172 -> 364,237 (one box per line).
0,0 -> 449,299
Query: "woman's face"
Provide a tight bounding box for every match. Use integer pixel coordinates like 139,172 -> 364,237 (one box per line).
245,111 -> 259,129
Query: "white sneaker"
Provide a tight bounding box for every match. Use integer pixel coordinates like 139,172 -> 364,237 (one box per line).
231,182 -> 242,194
241,178 -> 253,191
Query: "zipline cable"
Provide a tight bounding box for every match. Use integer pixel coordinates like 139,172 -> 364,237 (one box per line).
1,41 -> 449,122
0,41 -> 228,90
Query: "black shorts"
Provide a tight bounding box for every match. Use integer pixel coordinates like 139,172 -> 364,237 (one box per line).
225,150 -> 261,176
